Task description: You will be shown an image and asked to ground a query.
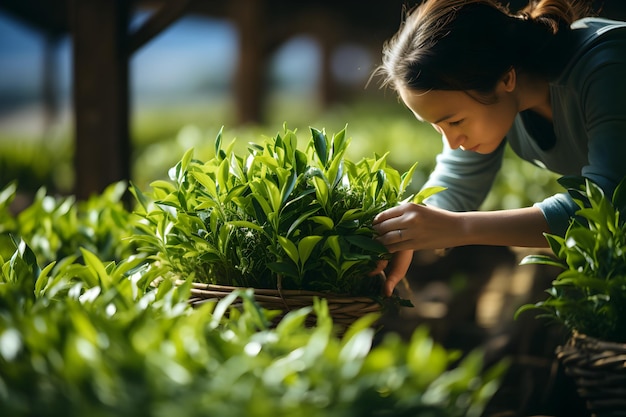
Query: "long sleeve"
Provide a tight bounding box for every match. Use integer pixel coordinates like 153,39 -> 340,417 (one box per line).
534,20 -> 626,236
421,139 -> 505,212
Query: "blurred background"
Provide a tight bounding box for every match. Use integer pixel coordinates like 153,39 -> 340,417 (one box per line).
1,1 -> 625,415
1,0 -> 441,200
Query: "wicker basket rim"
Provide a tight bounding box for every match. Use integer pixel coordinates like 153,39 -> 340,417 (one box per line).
570,331 -> 626,352
179,279 -> 381,303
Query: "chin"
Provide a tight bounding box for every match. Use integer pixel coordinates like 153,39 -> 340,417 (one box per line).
474,144 -> 496,154
478,138 -> 505,154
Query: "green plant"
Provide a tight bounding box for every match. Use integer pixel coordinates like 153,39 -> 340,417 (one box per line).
0,238 -> 507,417
516,176 -> 626,343
132,125 -> 442,297
4,181 -> 139,266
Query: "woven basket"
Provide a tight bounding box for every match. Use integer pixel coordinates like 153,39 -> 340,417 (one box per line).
556,331 -> 626,417
179,280 -> 383,329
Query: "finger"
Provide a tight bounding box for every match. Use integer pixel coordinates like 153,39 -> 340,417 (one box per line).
373,205 -> 404,225
375,228 -> 407,250
383,250 -> 414,297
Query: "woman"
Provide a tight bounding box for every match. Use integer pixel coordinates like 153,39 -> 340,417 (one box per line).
371,0 -> 626,296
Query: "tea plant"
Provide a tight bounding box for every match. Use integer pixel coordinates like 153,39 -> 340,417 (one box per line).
132,125 -> 442,296
516,176 -> 626,342
0,181 -> 139,265
0,239 -> 506,417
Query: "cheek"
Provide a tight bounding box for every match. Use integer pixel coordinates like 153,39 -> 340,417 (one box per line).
479,106 -> 515,139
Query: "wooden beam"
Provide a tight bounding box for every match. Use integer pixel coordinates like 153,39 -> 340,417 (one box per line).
69,0 -> 130,200
128,0 -> 196,55
231,0 -> 266,124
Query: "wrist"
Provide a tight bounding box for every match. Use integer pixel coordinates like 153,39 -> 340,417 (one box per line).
455,211 -> 476,246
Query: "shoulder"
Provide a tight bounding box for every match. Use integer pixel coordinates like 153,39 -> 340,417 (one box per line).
557,17 -> 626,83
570,17 -> 626,41
569,17 -> 626,56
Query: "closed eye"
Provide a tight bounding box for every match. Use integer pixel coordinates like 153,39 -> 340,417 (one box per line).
449,119 -> 464,127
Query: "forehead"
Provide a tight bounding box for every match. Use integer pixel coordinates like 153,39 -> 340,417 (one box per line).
398,87 -> 473,124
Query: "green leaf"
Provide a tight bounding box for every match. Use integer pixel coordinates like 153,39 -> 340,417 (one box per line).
248,184 -> 273,218
332,127 -> 348,156
34,261 -> 57,295
313,176 -> 329,210
558,175 -> 586,192
375,169 -> 386,196
324,235 -> 341,261
344,235 -> 388,253
278,236 -> 299,265
311,127 -> 328,167
191,172 -> 218,196
519,254 -> 565,269
266,260 -> 299,278
400,162 -> 419,195
554,272 -> 610,291
280,171 -> 297,207
275,306 -> 313,336
544,233 -> 566,257
332,159 -> 346,190
217,158 -> 230,194
264,180 -> 282,213
287,206 -> 321,237
228,220 -> 264,232
309,216 -> 334,231
209,288 -> 247,328
339,326 -> 374,363
612,176 -> 626,215
214,125 -> 224,159
413,186 -> 446,205
150,180 -> 178,194
338,209 -> 363,224
298,235 -> 323,266
585,178 -> 605,205
79,248 -> 110,289
180,147 -> 194,175
0,181 -> 17,206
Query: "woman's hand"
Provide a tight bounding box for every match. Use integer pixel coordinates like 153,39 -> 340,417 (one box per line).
370,250 -> 414,297
373,203 -> 463,252
371,203 -> 459,297
371,203 -> 550,295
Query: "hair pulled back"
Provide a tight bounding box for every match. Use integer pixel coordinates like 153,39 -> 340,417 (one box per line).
378,0 -> 591,100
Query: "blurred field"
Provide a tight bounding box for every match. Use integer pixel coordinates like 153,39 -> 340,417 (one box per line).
0,92 -> 560,210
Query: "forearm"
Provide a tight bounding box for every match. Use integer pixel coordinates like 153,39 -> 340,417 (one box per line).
455,206 -> 550,248
374,204 -> 552,252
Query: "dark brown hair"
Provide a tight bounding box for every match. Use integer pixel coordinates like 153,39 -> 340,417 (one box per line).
377,0 -> 592,101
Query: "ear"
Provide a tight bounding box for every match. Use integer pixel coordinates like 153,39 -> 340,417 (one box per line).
500,67 -> 516,92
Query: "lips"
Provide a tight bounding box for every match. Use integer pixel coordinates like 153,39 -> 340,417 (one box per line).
461,144 -> 479,152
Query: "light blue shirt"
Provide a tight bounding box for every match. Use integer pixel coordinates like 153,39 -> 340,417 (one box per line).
422,17 -> 626,237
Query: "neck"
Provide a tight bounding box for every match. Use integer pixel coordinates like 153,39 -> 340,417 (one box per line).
517,74 -> 552,121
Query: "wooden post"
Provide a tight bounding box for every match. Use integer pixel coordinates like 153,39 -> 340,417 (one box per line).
232,0 -> 266,124
69,0 -> 130,200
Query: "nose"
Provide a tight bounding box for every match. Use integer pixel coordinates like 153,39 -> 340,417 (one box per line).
442,130 -> 466,150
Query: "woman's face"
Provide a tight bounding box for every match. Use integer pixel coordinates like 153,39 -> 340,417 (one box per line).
398,77 -> 519,154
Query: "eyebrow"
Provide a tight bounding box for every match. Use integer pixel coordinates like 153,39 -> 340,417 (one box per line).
416,113 -> 455,124
434,114 -> 455,124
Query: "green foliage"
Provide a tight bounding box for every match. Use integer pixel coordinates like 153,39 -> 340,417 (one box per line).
0,133 -> 74,194
0,181 -> 139,265
0,239 -> 507,417
516,176 -> 626,342
1,98 -> 561,211
133,125 -> 439,297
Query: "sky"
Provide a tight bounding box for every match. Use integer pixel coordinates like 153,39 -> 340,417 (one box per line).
0,9 -> 372,117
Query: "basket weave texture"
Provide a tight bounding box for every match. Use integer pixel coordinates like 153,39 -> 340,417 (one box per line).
181,280 -> 382,328
556,331 -> 626,417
